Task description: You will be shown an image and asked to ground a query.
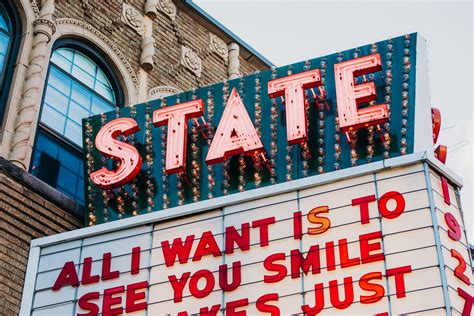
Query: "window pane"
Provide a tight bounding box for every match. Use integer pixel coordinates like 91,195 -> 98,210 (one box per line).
43,85 -> 69,113
91,96 -> 114,114
55,48 -> 74,63
32,129 -> 84,204
73,50 -> 97,75
51,51 -> 72,73
64,120 -> 82,146
95,68 -> 109,86
71,65 -> 94,88
0,3 -> 11,32
41,104 -> 66,134
57,165 -> 77,195
70,82 -> 92,111
48,67 -> 72,96
68,100 -> 89,125
58,146 -> 81,173
0,32 -> 9,70
95,81 -> 115,103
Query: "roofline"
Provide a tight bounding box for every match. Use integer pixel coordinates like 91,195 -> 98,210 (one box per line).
182,0 -> 276,68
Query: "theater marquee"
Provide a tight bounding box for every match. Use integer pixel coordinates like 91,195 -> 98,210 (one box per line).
20,158 -> 472,315
20,33 -> 472,315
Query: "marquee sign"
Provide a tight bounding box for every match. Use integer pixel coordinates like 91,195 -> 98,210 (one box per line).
20,159 -> 473,315
82,34 -> 423,225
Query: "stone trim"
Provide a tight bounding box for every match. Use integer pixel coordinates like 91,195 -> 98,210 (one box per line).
54,18 -> 139,100
121,2 -> 144,35
181,45 -> 202,77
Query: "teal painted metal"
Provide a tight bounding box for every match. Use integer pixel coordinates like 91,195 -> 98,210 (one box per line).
83,34 -> 418,224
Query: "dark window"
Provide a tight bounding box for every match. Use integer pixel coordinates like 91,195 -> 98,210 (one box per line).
31,44 -> 122,205
0,0 -> 20,121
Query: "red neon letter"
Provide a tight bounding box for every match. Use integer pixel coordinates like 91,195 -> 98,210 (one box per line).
268,69 -> 321,144
359,272 -> 385,304
219,261 -> 242,291
352,195 -> 376,224
90,118 -> 142,189
301,283 -> 325,315
169,272 -> 190,303
290,245 -> 321,279
81,257 -> 100,285
252,217 -> 276,247
225,298 -> 249,316
102,252 -> 119,281
457,287 -> 474,316
192,231 -> 222,262
126,281 -> 148,313
103,285 -> 124,315
161,235 -> 195,267
444,212 -> 462,241
360,231 -> 385,264
329,277 -> 354,310
263,253 -> 287,283
335,54 -> 388,132
189,269 -> 215,299
153,99 -> 204,174
256,293 -> 280,315
386,265 -> 412,298
378,191 -> 405,219
206,88 -> 264,165
307,206 -> 331,235
225,224 -> 250,254
451,249 -> 470,285
131,247 -> 141,275
52,261 -> 79,291
77,292 -> 100,316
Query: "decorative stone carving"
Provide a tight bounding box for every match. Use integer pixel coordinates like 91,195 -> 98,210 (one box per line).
140,36 -> 155,71
55,18 -> 139,90
148,86 -> 182,100
9,0 -> 56,169
209,33 -> 228,61
157,0 -> 176,21
145,0 -> 158,19
181,46 -> 202,77
121,2 -> 144,35
228,42 -> 241,80
31,0 -> 40,18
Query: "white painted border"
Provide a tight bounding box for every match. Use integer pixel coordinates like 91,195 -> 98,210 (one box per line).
19,246 -> 40,316
413,33 -> 434,153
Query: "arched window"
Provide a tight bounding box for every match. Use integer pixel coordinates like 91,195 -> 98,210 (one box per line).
31,41 -> 123,205
0,0 -> 20,120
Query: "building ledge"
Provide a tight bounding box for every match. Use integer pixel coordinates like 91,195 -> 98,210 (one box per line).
0,156 -> 84,221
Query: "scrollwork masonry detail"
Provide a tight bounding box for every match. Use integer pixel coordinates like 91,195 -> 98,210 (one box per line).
122,2 -> 144,35
181,46 -> 202,77
209,33 -> 228,61
157,0 -> 176,21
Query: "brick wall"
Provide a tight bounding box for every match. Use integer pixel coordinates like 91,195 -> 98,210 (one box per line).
0,158 -> 82,316
54,0 -> 264,95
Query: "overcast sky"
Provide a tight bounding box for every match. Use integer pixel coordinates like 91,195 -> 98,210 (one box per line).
194,0 -> 473,242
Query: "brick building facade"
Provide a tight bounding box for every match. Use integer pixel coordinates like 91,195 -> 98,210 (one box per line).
0,0 -> 271,314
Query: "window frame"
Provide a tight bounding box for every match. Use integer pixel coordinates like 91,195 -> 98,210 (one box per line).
0,0 -> 21,122
31,39 -> 124,204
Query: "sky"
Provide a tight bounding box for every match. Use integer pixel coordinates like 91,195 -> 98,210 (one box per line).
194,0 -> 473,242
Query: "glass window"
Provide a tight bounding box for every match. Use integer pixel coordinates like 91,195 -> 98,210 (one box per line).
32,46 -> 119,205
0,2 -> 12,89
